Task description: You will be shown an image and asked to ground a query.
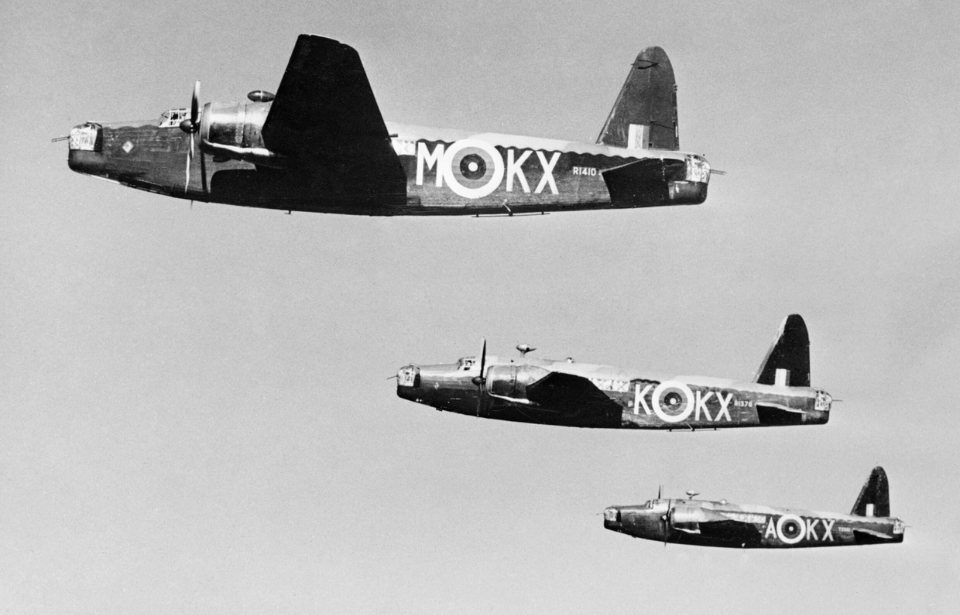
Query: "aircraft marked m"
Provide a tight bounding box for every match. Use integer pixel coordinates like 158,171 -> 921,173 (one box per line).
417,142 -> 444,187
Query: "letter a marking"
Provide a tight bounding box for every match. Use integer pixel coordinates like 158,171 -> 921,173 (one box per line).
764,518 -> 777,540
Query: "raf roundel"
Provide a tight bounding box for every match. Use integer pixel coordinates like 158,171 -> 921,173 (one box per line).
776,514 -> 806,544
652,381 -> 695,424
442,139 -> 505,199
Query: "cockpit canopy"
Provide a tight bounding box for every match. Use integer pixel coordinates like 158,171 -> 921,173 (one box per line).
456,357 -> 477,371
159,108 -> 191,128
639,499 -> 668,511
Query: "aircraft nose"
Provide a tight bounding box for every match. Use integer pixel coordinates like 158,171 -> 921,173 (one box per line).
67,122 -> 106,174
603,507 -> 622,530
395,365 -> 422,402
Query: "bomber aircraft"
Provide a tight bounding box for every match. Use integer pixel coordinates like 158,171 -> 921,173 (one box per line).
396,315 -> 833,430
65,34 -> 714,216
603,467 -> 905,549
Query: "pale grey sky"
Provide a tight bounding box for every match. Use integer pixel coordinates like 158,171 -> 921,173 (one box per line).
2,1 -> 959,613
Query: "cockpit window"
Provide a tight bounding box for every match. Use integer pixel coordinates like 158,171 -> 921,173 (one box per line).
457,357 -> 475,371
159,108 -> 190,128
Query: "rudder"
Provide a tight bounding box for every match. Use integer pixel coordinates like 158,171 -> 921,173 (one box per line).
851,466 -> 891,517
753,314 -> 811,387
597,47 -> 679,151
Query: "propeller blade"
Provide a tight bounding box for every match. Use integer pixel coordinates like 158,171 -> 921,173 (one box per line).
658,484 -> 662,500
478,338 -> 487,377
181,81 -> 201,194
191,81 -> 200,126
661,497 -> 672,547
184,131 -> 193,194
474,337 -> 487,417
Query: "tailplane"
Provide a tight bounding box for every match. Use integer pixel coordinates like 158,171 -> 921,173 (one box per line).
753,314 -> 811,387
851,466 -> 891,517
597,47 -> 679,151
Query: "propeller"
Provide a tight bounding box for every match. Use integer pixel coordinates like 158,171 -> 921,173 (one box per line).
179,81 -> 201,194
659,487 -> 672,547
471,338 -> 487,417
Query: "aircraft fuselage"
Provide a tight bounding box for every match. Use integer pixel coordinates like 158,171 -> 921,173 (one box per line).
68,114 -> 710,215
603,499 -> 905,549
396,355 -> 831,429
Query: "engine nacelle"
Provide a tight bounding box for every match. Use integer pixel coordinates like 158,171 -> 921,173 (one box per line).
486,365 -> 551,401
198,101 -> 287,168
200,101 -> 269,150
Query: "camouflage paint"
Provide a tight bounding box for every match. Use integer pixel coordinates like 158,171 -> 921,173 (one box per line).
66,35 -> 710,216
396,356 -> 829,430
603,494 -> 905,549
68,118 -> 708,215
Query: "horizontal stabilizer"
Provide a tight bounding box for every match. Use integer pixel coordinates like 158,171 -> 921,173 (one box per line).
851,466 -> 891,518
753,314 -> 810,387
601,158 -> 684,205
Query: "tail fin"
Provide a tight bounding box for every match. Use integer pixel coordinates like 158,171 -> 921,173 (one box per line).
851,467 -> 891,517
753,314 -> 811,387
597,47 -> 679,151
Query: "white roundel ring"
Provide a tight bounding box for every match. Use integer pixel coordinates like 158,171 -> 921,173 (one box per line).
441,139 -> 505,199
776,514 -> 806,545
652,381 -> 695,424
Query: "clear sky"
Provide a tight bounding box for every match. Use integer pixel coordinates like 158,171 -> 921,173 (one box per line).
2,1 -> 959,613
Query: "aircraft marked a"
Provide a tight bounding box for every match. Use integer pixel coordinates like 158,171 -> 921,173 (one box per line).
604,467 -> 904,549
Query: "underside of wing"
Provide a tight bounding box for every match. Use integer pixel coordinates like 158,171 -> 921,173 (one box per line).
261,35 -> 405,205
699,519 -> 764,546
524,371 -> 622,426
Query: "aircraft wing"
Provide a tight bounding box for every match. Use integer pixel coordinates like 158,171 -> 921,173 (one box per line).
698,519 -> 764,546
261,35 -> 405,204
525,371 -> 622,425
